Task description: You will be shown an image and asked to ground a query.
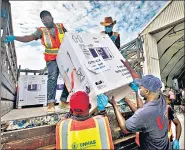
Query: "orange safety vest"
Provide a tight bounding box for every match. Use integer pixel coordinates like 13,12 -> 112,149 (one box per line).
39,23 -> 65,62
101,31 -> 119,42
56,115 -> 114,149
135,105 -> 173,146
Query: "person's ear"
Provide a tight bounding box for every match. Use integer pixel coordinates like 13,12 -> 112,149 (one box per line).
145,89 -> 150,95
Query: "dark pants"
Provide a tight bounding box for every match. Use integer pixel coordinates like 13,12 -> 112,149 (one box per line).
46,60 -> 69,104
170,99 -> 175,109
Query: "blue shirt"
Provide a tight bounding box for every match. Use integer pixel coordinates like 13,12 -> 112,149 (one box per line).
125,95 -> 169,150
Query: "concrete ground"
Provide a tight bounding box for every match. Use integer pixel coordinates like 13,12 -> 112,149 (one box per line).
171,112 -> 184,149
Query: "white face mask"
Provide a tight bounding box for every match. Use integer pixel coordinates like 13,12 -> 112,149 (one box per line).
138,89 -> 144,100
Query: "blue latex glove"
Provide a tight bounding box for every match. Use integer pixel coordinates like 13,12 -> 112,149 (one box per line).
5,35 -> 15,43
129,82 -> 139,92
173,139 -> 180,150
110,35 -> 116,42
97,94 -> 108,111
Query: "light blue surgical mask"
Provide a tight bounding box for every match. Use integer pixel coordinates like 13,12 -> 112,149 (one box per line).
105,26 -> 113,33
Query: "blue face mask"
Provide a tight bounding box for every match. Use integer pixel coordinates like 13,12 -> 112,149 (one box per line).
105,26 -> 113,33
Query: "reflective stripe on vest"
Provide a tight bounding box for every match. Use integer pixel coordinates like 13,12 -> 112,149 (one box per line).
62,120 -> 70,149
40,23 -> 65,55
41,28 -> 53,48
57,116 -> 113,149
96,117 -> 109,149
55,23 -> 65,43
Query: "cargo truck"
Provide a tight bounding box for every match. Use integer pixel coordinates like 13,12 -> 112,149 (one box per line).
1,0 -> 184,149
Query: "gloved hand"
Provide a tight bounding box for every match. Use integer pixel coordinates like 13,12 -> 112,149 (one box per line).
110,35 -> 116,42
97,94 -> 108,111
129,81 -> 139,92
5,35 -> 15,43
173,139 -> 180,150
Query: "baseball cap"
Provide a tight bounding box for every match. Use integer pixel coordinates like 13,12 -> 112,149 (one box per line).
40,10 -> 52,19
134,75 -> 162,92
70,91 -> 89,114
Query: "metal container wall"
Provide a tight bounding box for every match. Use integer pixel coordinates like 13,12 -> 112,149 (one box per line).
142,34 -> 161,79
140,1 -> 184,81
141,1 -> 184,35
1,0 -> 18,116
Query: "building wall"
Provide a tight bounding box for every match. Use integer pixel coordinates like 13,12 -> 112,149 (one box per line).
141,1 -> 184,35
140,1 -> 184,83
142,34 -> 161,79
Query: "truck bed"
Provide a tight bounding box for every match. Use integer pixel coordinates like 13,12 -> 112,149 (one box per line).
1,106 -> 67,121
1,105 -> 137,150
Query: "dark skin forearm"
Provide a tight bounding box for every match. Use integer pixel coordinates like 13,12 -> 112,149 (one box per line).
172,118 -> 182,140
136,93 -> 143,108
112,101 -> 127,133
125,93 -> 143,112
15,35 -> 36,42
125,99 -> 137,112
115,36 -> 120,49
120,60 -> 140,79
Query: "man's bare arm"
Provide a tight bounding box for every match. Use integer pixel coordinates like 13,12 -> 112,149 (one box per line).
172,118 -> 182,141
15,35 -> 36,42
125,98 -> 137,112
110,97 -> 128,133
136,93 -> 143,108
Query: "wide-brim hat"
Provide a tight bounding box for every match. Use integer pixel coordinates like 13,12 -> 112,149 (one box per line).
100,17 -> 116,26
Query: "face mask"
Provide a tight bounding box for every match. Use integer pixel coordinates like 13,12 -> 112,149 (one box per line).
105,26 -> 113,33
138,90 -> 144,100
44,21 -> 54,28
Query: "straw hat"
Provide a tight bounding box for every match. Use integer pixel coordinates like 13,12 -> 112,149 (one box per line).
100,17 -> 116,26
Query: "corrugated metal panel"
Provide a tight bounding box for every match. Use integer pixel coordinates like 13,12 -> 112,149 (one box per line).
141,1 -> 184,35
142,34 -> 161,79
1,0 -> 17,117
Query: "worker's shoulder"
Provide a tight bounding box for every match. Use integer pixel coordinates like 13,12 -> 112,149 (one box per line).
56,117 -> 71,125
55,23 -> 65,27
134,105 -> 155,118
101,31 -> 106,34
135,107 -> 148,115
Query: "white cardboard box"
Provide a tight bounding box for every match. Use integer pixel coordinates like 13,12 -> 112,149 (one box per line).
17,75 -> 47,108
57,32 -> 133,110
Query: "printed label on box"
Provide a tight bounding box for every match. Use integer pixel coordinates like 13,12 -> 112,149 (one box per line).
83,82 -> 91,94
79,44 -> 93,60
85,56 -> 110,74
76,67 -> 85,82
94,79 -> 107,89
89,47 -> 113,60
